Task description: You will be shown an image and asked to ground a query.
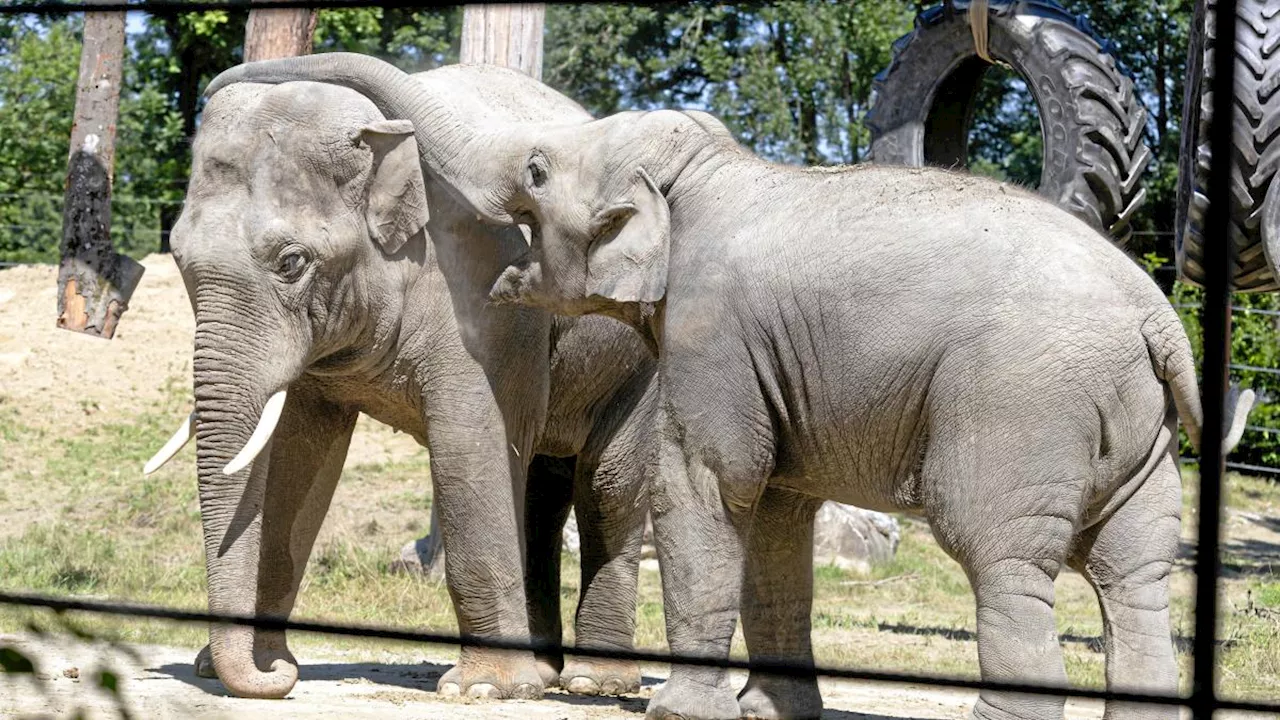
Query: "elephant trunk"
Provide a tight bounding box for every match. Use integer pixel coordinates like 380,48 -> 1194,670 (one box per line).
203,53 -> 523,224
192,293 -> 299,699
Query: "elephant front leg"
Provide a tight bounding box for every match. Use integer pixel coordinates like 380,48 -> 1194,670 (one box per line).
524,454 -> 576,687
195,381 -> 357,680
646,411 -> 770,720
428,403 -> 543,700
737,488 -> 824,720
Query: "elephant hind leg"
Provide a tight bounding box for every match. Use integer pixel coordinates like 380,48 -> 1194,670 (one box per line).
737,486 -> 825,720
1068,419 -> 1181,720
922,400 -> 1089,720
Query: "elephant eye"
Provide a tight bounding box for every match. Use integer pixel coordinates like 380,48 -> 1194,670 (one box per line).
276,251 -> 309,281
527,158 -> 548,189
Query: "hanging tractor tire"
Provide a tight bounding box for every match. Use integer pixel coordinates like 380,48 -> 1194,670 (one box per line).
867,0 -> 1151,247
1176,0 -> 1280,291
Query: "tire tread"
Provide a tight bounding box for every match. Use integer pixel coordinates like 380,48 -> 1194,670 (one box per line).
868,3 -> 1150,247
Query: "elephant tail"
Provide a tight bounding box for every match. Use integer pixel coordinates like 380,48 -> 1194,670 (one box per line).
1143,310 -> 1254,454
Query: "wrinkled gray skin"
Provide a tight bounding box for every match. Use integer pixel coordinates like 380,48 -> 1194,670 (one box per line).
204,54 -> 1254,720
173,67 -> 655,701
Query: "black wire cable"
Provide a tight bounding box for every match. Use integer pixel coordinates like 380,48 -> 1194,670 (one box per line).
0,0 -> 511,17
1,590 -> 1279,713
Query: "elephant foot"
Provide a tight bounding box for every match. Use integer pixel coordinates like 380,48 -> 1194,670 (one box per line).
194,642 -> 299,680
561,656 -> 641,696
535,653 -> 563,688
970,695 -> 1061,720
194,645 -> 216,679
737,672 -> 822,720
437,647 -> 543,700
646,675 -> 740,720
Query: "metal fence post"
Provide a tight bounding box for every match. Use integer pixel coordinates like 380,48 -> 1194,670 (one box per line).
1192,0 -> 1238,716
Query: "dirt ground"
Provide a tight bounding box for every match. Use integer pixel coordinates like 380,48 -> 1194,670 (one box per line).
0,256 -> 1277,719
0,632 -> 1123,720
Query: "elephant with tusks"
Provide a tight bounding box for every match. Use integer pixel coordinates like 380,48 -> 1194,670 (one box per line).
145,66 -> 657,701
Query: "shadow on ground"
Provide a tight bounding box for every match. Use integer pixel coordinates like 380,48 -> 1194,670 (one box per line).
1178,536 -> 1280,578
875,621 -> 1205,653
154,660 -> 940,719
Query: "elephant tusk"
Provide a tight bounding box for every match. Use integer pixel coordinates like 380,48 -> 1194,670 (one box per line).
143,412 -> 196,475
222,390 -> 288,475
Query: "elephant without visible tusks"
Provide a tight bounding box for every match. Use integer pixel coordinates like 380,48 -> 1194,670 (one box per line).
145,65 -> 656,701
204,53 -> 1253,720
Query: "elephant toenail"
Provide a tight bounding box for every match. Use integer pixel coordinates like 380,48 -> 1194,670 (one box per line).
437,682 -> 461,697
465,682 -> 501,699
512,683 -> 541,699
566,676 -> 601,695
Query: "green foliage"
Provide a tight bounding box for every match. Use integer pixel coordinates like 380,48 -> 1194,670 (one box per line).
0,18 -> 79,263
545,2 -> 913,164
313,7 -> 460,69
967,66 -> 1044,189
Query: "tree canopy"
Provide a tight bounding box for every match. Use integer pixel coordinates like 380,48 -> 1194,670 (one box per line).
0,1 -> 1192,263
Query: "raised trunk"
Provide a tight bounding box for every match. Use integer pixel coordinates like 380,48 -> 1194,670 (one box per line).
191,298 -> 298,699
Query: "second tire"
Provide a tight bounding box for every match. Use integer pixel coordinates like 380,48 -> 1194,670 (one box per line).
867,0 -> 1151,247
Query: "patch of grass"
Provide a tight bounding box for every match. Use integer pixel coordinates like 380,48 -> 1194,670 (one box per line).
0,396 -> 20,443
813,563 -> 852,583
0,525 -> 118,594
1253,581 -> 1280,609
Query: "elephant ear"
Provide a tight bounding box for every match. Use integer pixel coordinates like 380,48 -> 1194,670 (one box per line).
586,167 -> 670,304
358,119 -> 429,255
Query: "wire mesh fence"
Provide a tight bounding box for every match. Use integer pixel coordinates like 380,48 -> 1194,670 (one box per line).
0,0 -> 1275,718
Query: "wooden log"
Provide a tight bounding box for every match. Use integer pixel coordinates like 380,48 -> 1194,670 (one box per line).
244,3 -> 317,62
57,6 -> 143,339
460,4 -> 546,79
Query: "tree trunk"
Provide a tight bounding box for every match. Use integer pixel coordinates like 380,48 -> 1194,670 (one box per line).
406,3 -> 546,579
57,6 -> 144,339
1155,9 -> 1169,154
244,4 -> 317,62
459,4 -> 545,79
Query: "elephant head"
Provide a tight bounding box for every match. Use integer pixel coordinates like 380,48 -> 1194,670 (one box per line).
202,54 -> 728,324
144,79 -> 429,698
